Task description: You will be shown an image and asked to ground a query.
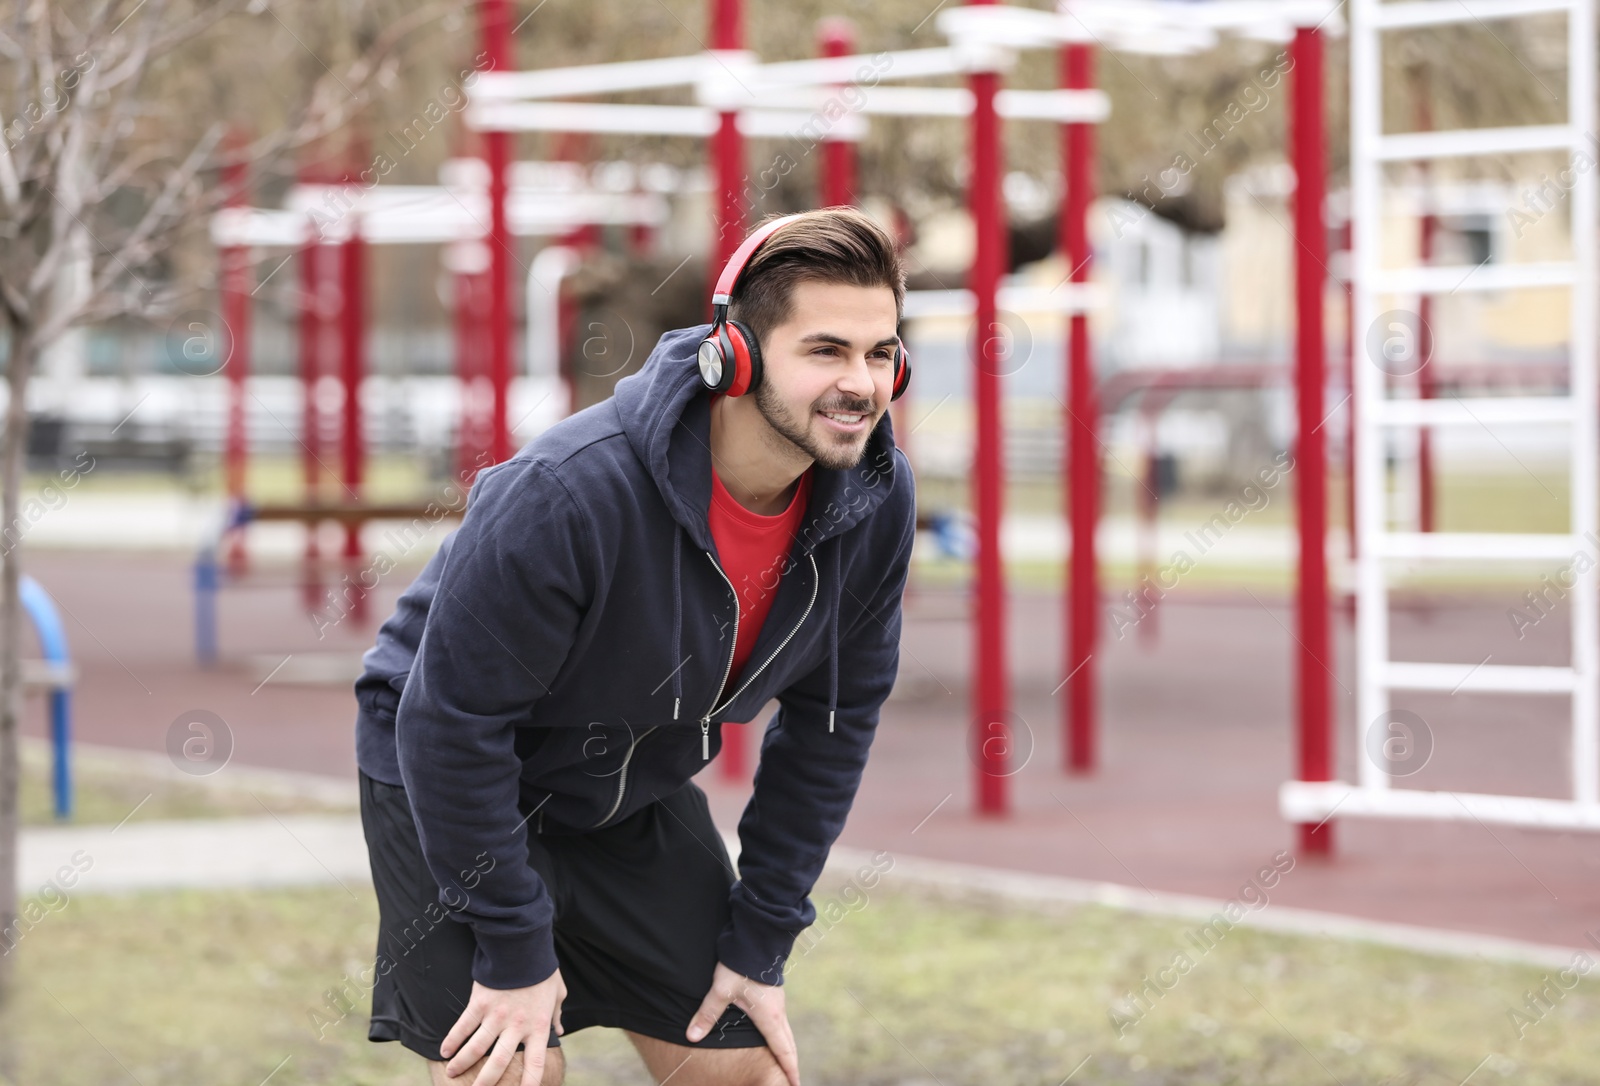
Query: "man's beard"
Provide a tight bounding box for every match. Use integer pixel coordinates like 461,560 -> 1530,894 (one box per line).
753,378 -> 875,472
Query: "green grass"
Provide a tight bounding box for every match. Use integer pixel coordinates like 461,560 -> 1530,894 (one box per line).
19,742 -> 354,827
31,452 -> 451,505
1,875 -> 1594,1085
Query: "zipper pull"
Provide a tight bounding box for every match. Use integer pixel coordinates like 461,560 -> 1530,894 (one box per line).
700,719 -> 710,760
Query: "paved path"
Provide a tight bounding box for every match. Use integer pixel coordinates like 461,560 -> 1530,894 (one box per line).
20,814 -> 371,893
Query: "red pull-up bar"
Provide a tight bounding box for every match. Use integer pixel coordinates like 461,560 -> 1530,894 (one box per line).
482,0 -> 514,466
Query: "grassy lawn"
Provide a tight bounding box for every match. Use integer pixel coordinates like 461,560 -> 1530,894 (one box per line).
19,741 -> 355,827
38,454 -> 446,504
1,875 -> 1594,1085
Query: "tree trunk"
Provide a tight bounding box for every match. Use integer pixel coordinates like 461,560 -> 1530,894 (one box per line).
0,316 -> 33,1023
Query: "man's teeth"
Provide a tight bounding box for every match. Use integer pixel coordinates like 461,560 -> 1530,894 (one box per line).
823,411 -> 864,423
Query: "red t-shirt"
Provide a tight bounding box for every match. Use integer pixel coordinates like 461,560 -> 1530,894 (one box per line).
708,460 -> 814,705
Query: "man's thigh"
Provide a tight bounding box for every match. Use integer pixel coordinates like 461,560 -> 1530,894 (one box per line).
361,770 -> 564,1058
625,1030 -> 786,1086
427,1047 -> 565,1086
546,782 -> 764,1048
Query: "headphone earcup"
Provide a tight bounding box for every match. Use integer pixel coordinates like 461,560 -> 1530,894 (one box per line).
890,339 -> 911,402
698,326 -> 731,393
725,319 -> 762,397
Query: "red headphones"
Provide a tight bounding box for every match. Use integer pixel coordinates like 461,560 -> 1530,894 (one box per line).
696,213 -> 912,401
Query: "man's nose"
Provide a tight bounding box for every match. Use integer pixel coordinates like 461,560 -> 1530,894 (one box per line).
836,353 -> 878,403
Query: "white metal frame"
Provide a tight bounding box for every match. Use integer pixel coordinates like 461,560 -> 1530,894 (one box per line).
1281,0 -> 1600,831
461,0 -> 1343,335
465,3 -> 1352,142
210,184 -> 667,248
467,52 -> 1111,136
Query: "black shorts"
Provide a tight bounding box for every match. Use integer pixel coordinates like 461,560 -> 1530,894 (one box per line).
358,769 -> 768,1060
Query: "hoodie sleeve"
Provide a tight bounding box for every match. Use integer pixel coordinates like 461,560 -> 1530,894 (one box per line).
395,456 -> 594,991
714,479 -> 917,987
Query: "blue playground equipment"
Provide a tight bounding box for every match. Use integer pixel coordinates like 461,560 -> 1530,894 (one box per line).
193,495 -> 464,665
20,575 -> 74,820
193,498 -> 251,668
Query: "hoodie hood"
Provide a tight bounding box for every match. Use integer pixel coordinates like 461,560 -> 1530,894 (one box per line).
613,323 -> 904,727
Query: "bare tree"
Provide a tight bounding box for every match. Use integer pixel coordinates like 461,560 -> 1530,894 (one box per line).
0,0 -> 446,1025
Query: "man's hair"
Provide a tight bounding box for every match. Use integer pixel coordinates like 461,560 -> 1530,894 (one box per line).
727,206 -> 906,350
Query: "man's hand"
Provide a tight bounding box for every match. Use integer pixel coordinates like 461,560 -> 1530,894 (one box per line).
441,972 -> 567,1086
686,961 -> 801,1086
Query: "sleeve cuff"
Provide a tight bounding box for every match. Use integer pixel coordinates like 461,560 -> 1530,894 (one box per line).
716,909 -> 801,988
471,927 -> 560,990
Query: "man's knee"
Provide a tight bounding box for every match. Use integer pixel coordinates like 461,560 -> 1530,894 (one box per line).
744,1063 -> 787,1086
726,1053 -> 787,1086
428,1045 -> 565,1086
624,1030 -> 791,1086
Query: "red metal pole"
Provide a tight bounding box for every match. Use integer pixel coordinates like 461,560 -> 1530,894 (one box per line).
712,0 -> 749,781
709,0 -> 746,321
299,188 -> 323,501
483,0 -> 514,465
1291,26 -> 1333,856
221,139 -> 252,573
299,244 -> 321,510
1063,42 -> 1098,775
970,0 -> 1009,814
339,219 -> 366,554
818,17 -> 856,208
298,177 -> 325,612
340,209 -> 370,623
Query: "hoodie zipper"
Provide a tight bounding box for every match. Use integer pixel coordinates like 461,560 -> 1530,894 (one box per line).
698,550 -> 821,760
592,548 -> 820,827
593,723 -> 660,828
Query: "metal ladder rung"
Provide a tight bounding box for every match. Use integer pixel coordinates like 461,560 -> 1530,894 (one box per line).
1374,533 -> 1581,560
1373,262 -> 1575,295
1383,661 -> 1576,694
1373,0 -> 1579,30
1376,124 -> 1581,161
1281,781 -> 1600,830
1370,397 -> 1577,427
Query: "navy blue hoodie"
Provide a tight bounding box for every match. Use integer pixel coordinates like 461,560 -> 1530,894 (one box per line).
353,323 -> 916,992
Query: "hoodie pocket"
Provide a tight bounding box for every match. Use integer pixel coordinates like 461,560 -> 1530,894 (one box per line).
586,721 -> 671,828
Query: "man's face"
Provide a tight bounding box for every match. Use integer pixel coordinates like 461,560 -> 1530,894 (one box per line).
753,279 -> 899,472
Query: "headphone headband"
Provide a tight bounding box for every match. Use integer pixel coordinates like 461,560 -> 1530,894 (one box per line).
711,212 -> 809,309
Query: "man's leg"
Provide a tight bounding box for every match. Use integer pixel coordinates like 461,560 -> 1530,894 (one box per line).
427,1047 -> 565,1086
624,1030 -> 785,1086
544,782 -> 780,1081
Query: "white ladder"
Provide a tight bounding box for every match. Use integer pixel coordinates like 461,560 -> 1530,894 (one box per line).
1282,0 -> 1600,830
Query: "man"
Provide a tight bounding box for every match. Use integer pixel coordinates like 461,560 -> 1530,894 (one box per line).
353,206 -> 916,1086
